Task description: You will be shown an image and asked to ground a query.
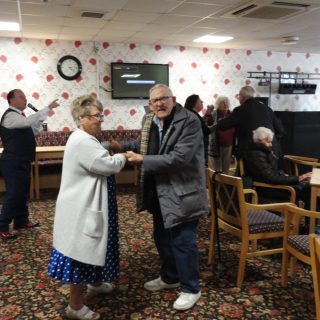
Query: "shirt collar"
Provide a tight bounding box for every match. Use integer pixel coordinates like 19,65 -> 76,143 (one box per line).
9,106 -> 24,115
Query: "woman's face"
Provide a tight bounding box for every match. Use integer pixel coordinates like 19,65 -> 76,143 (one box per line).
259,137 -> 273,148
218,101 -> 229,112
193,98 -> 203,113
80,106 -> 104,136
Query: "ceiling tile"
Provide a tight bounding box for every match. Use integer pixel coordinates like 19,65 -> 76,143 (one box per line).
21,15 -> 65,25
0,1 -> 19,14
103,21 -> 146,31
22,25 -> 61,33
22,32 -> 58,39
63,17 -> 107,28
170,3 -> 222,17
112,10 -> 159,23
122,0 -> 180,14
152,14 -> 200,27
20,3 -> 69,16
72,0 -> 128,11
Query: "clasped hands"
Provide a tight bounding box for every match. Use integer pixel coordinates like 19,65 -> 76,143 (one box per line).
124,151 -> 143,164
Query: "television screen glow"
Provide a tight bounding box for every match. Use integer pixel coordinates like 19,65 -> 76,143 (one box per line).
111,63 -> 169,99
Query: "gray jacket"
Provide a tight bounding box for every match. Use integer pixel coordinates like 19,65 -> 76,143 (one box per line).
142,104 -> 208,228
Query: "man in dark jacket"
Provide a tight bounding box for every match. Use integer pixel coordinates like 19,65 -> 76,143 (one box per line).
218,86 -> 284,159
0,89 -> 59,240
244,127 -> 311,206
125,84 -> 208,311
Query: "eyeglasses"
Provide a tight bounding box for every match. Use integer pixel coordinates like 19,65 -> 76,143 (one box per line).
149,96 -> 172,105
86,113 -> 104,121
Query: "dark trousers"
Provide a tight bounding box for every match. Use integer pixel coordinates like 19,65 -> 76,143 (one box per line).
0,156 -> 31,232
152,208 -> 200,293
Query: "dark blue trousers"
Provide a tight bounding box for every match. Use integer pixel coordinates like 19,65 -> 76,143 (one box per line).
0,156 -> 31,232
152,209 -> 200,293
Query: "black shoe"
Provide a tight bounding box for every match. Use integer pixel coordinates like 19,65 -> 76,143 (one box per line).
14,221 -> 40,230
0,231 -> 18,240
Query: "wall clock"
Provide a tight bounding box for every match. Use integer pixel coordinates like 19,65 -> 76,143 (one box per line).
57,55 -> 82,80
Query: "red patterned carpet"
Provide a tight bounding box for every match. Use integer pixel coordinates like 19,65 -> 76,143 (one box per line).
0,186 -> 316,319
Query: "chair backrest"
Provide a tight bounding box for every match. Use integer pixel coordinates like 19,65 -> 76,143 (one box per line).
310,234 -> 320,320
207,169 -> 246,229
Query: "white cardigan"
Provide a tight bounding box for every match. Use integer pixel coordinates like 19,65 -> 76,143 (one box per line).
53,129 -> 126,266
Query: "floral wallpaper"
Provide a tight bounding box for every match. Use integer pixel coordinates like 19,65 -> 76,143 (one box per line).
0,37 -> 319,131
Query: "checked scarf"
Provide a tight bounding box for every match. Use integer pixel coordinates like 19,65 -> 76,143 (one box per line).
136,112 -> 154,211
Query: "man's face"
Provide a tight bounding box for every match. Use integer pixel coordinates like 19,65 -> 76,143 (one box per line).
238,93 -> 245,105
149,87 -> 176,120
10,90 -> 27,111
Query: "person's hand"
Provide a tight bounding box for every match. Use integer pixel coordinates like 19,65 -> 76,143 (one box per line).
48,99 -> 60,109
299,172 -> 312,182
126,151 -> 143,164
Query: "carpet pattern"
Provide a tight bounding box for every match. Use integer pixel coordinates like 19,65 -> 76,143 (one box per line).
0,186 -> 316,319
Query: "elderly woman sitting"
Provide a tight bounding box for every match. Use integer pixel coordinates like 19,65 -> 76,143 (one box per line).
243,126 -> 311,207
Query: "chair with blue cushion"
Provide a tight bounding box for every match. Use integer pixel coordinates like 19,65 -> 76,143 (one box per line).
281,205 -> 320,319
207,169 -> 289,287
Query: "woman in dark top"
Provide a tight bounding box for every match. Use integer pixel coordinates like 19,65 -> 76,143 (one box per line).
184,94 -> 210,167
244,126 -> 311,206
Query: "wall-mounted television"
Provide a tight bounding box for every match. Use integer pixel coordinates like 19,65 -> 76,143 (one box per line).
111,63 -> 169,99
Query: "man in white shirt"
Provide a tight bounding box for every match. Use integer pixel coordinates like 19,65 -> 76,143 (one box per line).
0,89 -> 59,240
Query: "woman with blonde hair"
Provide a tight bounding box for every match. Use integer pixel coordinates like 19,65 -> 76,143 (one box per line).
48,95 -> 127,320
206,96 -> 235,173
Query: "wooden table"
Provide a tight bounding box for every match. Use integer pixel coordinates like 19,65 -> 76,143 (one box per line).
310,168 -> 320,230
34,146 -> 65,200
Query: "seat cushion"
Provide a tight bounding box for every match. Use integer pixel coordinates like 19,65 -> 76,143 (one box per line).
288,235 -> 310,256
247,210 -> 284,234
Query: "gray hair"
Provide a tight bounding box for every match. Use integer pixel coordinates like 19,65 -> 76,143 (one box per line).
149,84 -> 173,96
71,95 -> 103,127
239,86 -> 255,98
252,127 -> 274,143
214,96 -> 230,109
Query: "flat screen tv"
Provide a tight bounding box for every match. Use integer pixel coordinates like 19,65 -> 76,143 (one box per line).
111,63 -> 169,99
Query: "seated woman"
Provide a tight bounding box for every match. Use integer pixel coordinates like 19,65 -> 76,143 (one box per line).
243,126 -> 312,207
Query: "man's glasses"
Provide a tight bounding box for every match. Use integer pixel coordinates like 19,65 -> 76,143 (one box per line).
149,96 -> 172,105
86,113 -> 104,121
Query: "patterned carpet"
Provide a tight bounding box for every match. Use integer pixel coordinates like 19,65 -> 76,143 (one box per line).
0,185 -> 317,320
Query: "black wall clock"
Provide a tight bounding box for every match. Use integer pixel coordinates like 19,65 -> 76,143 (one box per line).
57,55 -> 82,80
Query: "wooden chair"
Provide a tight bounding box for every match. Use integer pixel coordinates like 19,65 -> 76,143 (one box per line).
310,234 -> 320,320
281,205 -> 320,319
284,155 -> 320,176
207,168 -> 289,287
239,158 -> 296,204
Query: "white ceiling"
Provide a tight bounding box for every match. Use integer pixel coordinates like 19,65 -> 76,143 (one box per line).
1,0 -> 320,53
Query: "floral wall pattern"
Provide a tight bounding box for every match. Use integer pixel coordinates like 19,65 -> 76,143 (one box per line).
0,37 -> 319,131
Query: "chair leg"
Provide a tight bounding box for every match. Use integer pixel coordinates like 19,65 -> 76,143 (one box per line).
289,257 -> 297,277
281,249 -> 289,286
208,216 -> 216,265
237,240 -> 249,287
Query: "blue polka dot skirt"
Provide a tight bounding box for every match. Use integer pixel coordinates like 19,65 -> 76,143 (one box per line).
47,175 -> 120,284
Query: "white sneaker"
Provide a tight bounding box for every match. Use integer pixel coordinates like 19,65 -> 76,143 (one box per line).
173,291 -> 201,311
144,276 -> 180,291
87,283 -> 115,297
65,305 -> 100,320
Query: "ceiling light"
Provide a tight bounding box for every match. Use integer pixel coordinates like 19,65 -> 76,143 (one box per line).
0,21 -> 20,31
281,36 -> 299,45
193,35 -> 234,44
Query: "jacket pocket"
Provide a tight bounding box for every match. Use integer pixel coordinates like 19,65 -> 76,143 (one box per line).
83,209 -> 104,238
